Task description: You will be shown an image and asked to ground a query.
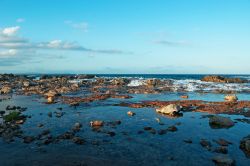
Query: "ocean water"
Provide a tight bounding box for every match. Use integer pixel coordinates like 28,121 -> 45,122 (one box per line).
1,74 -> 250,166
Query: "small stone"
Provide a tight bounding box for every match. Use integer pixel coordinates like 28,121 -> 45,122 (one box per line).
127,111 -> 136,116
183,139 -> 192,144
214,146 -> 228,154
212,155 -> 235,166
158,129 -> 167,135
23,136 -> 35,143
200,139 -> 212,151
181,95 -> 189,99
167,126 -> 178,132
214,139 -> 232,146
47,112 -> 52,117
72,137 -> 85,145
90,120 -> 104,127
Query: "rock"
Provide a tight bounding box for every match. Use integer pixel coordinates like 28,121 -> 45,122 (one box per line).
214,139 -> 232,146
156,104 -> 182,116
202,75 -> 247,83
200,139 -> 212,151
214,146 -> 228,154
183,139 -> 193,144
107,131 -> 116,137
239,135 -> 250,158
72,122 -> 82,132
90,120 -> 104,127
212,155 -> 235,166
72,137 -> 85,145
127,111 -> 136,116
224,95 -> 238,102
209,115 -> 235,129
167,126 -> 178,132
47,96 -> 54,103
181,95 -> 189,99
0,86 -> 12,94
158,129 -> 167,135
23,136 -> 35,143
15,120 -> 24,124
47,112 -> 52,117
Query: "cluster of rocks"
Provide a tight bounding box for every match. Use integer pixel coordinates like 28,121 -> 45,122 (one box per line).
201,75 -> 248,83
0,105 -> 27,142
118,99 -> 250,117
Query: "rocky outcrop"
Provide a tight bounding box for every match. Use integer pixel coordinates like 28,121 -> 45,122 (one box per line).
202,75 -> 247,83
240,135 -> 250,158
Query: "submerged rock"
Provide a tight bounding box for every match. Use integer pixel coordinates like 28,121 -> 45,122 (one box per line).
209,115 -> 234,129
212,155 -> 235,166
156,104 -> 182,116
200,139 -> 212,151
239,135 -> 250,158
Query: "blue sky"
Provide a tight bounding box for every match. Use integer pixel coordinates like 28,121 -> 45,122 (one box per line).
0,0 -> 249,74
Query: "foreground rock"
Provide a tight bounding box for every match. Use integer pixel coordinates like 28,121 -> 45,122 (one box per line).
202,75 -> 247,83
224,95 -> 238,102
209,115 -> 235,129
239,135 -> 250,158
212,155 -> 235,166
156,104 -> 182,116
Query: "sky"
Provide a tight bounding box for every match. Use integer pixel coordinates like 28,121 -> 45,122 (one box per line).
0,0 -> 250,74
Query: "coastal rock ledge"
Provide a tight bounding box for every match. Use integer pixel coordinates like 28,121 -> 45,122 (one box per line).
201,75 -> 248,83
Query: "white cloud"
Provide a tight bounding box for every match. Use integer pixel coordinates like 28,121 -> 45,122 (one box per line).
16,18 -> 25,23
1,26 -> 20,36
65,20 -> 88,32
154,40 -> 190,47
0,49 -> 17,57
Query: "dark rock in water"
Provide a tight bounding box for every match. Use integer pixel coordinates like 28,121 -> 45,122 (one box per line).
72,122 -> 82,132
107,131 -> 116,137
143,127 -> 156,134
23,136 -> 35,143
239,135 -> 250,158
235,118 -> 250,124
200,139 -> 212,151
167,126 -> 178,132
158,129 -> 167,135
72,136 -> 85,145
77,74 -> 95,79
183,139 -> 193,144
209,115 -> 234,129
144,127 -> 153,131
47,112 -> 52,117
212,155 -> 235,166
214,146 -> 228,154
202,75 -> 247,83
214,139 -> 232,146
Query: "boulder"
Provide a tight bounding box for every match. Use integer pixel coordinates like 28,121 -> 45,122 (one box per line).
209,115 -> 234,129
0,86 -> 12,94
224,95 -> 238,102
240,135 -> 250,158
156,104 -> 182,116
